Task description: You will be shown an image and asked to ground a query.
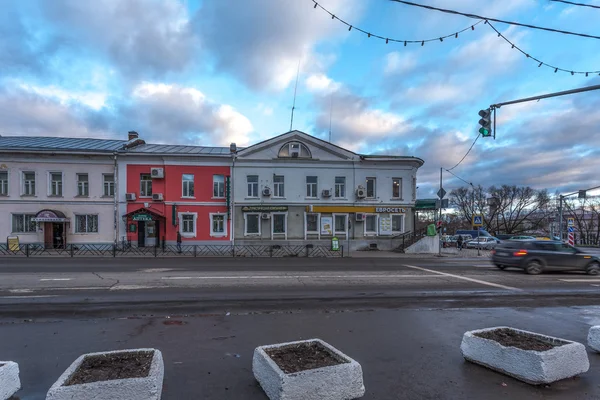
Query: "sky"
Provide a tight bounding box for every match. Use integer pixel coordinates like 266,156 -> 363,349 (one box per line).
1,0 -> 600,198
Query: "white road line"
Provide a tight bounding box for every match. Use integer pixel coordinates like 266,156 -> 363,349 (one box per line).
161,274 -> 442,280
8,289 -> 33,293
403,264 -> 521,291
560,279 -> 600,283
40,278 -> 72,281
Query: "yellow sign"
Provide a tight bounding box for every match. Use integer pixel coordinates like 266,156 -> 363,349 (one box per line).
308,206 -> 406,213
7,236 -> 19,251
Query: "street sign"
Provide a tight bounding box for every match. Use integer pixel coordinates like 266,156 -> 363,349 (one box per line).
568,232 -> 575,246
472,214 -> 483,227
567,217 -> 574,227
568,226 -> 574,233
437,188 -> 447,199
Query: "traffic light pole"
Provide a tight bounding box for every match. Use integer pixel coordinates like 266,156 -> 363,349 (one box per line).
491,84 -> 600,109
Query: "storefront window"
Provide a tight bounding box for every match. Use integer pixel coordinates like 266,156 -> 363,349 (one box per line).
334,214 -> 347,234
245,213 -> 260,235
392,215 -> 404,232
365,214 -> 377,234
273,213 -> 286,234
75,215 -> 98,233
306,213 -> 319,233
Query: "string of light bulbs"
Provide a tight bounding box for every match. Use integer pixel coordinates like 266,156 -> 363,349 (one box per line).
311,0 -> 484,45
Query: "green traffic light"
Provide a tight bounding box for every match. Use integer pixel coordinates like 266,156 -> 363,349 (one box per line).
479,127 -> 491,137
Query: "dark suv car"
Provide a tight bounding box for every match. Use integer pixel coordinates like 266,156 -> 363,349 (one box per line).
491,240 -> 600,275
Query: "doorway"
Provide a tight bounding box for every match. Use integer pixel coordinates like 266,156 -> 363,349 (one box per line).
138,221 -> 146,247
44,222 -> 65,249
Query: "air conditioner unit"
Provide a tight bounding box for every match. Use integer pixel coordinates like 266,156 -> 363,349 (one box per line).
322,189 -> 331,198
152,193 -> 164,201
125,193 -> 136,201
261,213 -> 271,220
355,213 -> 365,222
150,168 -> 164,178
262,187 -> 272,197
356,188 -> 366,198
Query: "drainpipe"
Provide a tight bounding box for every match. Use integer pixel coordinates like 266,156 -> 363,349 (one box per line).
113,152 -> 118,247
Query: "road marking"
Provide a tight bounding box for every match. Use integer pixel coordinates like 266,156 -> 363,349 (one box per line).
110,285 -> 157,290
403,264 -> 521,291
559,279 -> 600,283
0,295 -> 59,299
40,278 -> 72,281
141,268 -> 175,273
8,289 -> 33,293
161,274 -> 442,280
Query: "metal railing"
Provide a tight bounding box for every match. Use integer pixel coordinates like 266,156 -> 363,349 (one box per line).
0,243 -> 344,258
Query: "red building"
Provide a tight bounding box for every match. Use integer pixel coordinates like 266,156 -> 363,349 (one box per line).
121,145 -> 232,247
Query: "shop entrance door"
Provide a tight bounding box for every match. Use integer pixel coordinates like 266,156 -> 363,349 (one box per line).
138,221 -> 146,247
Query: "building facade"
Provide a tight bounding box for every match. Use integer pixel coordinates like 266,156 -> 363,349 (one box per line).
232,131 -> 424,250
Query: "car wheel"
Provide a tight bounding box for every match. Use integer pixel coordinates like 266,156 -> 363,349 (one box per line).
587,262 -> 600,276
525,260 -> 543,275
495,264 -> 506,270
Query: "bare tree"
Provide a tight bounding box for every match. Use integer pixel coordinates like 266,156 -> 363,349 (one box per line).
563,196 -> 600,245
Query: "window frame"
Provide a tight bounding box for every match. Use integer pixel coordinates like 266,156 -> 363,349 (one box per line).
244,213 -> 261,236
48,171 -> 63,197
22,171 -> 36,196
11,213 -> 37,233
76,173 -> 89,197
271,212 -> 287,239
74,214 -> 99,234
364,214 -> 378,236
103,174 -> 115,197
247,175 -> 259,198
0,170 -> 8,196
392,178 -> 402,199
333,213 -> 348,236
366,177 -> 376,199
306,176 -> 318,198
212,175 -> 225,199
178,212 -> 198,238
305,212 -> 320,239
334,176 -> 346,199
209,213 -> 227,238
391,214 -> 405,233
140,173 -> 153,197
273,175 -> 285,198
182,174 -> 195,198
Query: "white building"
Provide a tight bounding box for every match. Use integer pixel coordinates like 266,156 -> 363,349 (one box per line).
232,131 -> 424,251
0,136 -> 123,248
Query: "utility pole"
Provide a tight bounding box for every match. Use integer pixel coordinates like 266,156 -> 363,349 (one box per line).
439,167 -> 442,256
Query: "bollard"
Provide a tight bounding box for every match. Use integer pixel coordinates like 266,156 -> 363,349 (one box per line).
70,244 -> 74,257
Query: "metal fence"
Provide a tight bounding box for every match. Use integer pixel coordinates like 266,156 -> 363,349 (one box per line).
0,243 -> 344,258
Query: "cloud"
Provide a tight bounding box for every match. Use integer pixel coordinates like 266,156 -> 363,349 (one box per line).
305,73 -> 342,93
194,0 -> 362,91
18,83 -> 107,110
384,52 -> 418,76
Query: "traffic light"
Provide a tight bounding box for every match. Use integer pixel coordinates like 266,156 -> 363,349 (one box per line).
478,109 -> 492,137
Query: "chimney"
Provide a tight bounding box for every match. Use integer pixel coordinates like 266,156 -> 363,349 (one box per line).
230,142 -> 237,153
128,131 -> 139,141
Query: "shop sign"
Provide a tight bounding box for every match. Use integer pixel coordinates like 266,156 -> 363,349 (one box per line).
241,206 -> 288,212
375,207 -> 406,213
132,213 -> 153,221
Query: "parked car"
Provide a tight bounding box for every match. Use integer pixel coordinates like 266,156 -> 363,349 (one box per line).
443,234 -> 473,248
465,237 -> 498,250
456,229 -> 493,239
491,240 -> 600,275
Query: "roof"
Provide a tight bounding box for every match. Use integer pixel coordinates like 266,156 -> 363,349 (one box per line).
126,143 -> 233,155
0,136 -> 127,152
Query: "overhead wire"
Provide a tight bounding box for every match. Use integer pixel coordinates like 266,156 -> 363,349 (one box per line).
446,134 -> 481,172
548,0 -> 600,9
444,169 -> 475,188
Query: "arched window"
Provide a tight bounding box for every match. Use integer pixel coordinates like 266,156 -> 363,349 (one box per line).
278,142 -> 312,158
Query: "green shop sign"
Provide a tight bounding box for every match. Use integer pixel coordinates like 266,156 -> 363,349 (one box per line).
241,206 -> 288,212
132,213 -> 153,221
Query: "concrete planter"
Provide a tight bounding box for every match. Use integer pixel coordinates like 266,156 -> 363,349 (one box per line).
461,327 -> 589,385
46,348 -> 164,400
588,326 -> 600,352
0,361 -> 21,400
253,339 -> 365,400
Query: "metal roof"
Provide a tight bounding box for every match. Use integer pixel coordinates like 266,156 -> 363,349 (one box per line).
126,143 -> 233,155
0,136 -> 127,152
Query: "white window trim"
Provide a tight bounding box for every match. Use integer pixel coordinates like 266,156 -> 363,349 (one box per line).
271,212 -> 288,240
304,212 -> 321,240
209,213 -> 228,238
102,174 -> 115,197
182,174 -> 195,198
213,175 -> 225,199
22,171 -> 36,196
244,213 -> 261,236
306,176 -> 318,199
334,177 -> 346,199
247,176 -> 259,198
74,214 -> 99,234
273,175 -> 285,198
366,177 -> 376,199
392,178 -> 403,200
178,212 -> 198,238
364,213 -> 378,236
0,169 -> 9,196
140,173 -> 152,198
391,214 -> 405,234
333,213 -> 349,237
48,171 -> 63,197
11,213 -> 37,234
76,173 -> 89,197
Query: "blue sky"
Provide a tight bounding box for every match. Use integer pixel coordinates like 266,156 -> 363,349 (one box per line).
1,0 -> 600,197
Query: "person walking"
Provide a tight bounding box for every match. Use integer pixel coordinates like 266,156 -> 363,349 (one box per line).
457,235 -> 463,251
177,230 -> 182,253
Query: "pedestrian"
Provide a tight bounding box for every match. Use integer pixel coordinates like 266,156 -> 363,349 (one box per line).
457,235 -> 463,251
177,230 -> 182,253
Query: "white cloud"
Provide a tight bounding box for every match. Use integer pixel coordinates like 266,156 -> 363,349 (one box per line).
384,52 -> 417,75
305,73 -> 342,93
19,83 -> 107,110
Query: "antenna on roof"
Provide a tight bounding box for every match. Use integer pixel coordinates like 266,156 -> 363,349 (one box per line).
289,58 -> 301,132
328,94 -> 333,143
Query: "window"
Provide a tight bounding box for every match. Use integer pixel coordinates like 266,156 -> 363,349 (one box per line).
103,174 -> 115,197
278,141 -> 312,158
75,215 -> 98,233
140,173 -> 152,197
365,214 -> 377,235
182,174 -> 195,198
210,214 -> 227,237
334,214 -> 347,234
23,172 -> 35,196
392,178 -> 402,199
213,175 -> 224,198
306,213 -> 319,233
306,176 -> 318,198
366,177 -> 376,198
77,174 -> 89,196
12,214 -> 36,233
0,171 -> 7,196
412,177 -> 417,201
334,177 -> 346,198
247,175 -> 258,198
273,175 -> 284,197
392,215 -> 404,233
273,213 -> 286,235
50,172 -> 63,196
245,213 -> 260,235
179,213 -> 197,237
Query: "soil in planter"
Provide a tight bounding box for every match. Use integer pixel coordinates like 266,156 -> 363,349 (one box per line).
474,329 -> 566,351
265,341 -> 348,374
64,351 -> 154,386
